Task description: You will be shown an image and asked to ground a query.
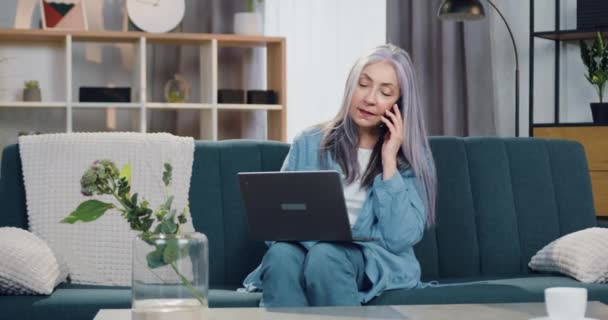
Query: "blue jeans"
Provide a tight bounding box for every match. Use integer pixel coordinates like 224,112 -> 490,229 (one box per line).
260,241 -> 368,307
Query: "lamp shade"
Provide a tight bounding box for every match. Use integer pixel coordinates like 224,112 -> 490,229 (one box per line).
437,0 -> 486,21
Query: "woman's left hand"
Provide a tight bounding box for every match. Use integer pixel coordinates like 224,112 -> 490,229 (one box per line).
380,104 -> 403,179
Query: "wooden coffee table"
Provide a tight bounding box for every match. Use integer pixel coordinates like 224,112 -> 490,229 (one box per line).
95,301 -> 608,320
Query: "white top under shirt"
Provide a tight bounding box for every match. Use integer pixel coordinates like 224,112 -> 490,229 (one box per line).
343,148 -> 373,226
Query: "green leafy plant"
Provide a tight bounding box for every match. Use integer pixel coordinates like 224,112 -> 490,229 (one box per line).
246,0 -> 263,12
61,160 -> 203,305
580,32 -> 608,103
24,80 -> 39,89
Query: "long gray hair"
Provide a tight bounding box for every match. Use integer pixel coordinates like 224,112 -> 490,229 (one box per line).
320,44 -> 437,227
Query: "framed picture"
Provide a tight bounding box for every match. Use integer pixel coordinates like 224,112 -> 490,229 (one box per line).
40,0 -> 88,30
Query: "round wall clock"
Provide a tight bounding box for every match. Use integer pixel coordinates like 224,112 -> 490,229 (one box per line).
126,0 -> 185,33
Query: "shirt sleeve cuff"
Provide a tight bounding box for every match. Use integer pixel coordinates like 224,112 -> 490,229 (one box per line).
373,170 -> 408,195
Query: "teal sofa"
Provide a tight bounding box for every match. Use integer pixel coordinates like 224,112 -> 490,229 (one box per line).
1,137 -> 607,320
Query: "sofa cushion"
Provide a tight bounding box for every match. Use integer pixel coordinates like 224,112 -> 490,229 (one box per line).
529,227 -> 608,283
0,284 -> 130,320
0,284 -> 262,320
368,276 -> 608,305
0,227 -> 67,295
3,277 -> 607,320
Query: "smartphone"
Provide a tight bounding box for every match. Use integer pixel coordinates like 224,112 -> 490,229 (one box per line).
378,96 -> 403,139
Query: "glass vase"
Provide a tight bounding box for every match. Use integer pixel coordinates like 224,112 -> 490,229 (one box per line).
132,232 -> 208,320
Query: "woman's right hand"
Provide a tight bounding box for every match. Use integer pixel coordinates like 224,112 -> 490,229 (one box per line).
380,103 -> 403,180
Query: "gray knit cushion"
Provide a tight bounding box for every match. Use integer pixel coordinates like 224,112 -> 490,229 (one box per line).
529,227 -> 608,283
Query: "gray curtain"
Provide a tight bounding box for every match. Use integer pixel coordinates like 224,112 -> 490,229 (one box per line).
386,0 -> 496,136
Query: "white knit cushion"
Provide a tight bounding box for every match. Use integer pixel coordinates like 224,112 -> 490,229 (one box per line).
0,227 -> 68,295
529,227 -> 608,283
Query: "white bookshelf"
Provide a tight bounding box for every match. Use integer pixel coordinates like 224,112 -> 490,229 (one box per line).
0,102 -> 66,108
72,103 -> 142,109
0,29 -> 287,141
217,103 -> 282,111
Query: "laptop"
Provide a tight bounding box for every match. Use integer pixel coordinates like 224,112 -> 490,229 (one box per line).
238,170 -> 376,242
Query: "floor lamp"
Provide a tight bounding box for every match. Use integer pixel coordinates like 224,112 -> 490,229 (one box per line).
437,0 -> 520,137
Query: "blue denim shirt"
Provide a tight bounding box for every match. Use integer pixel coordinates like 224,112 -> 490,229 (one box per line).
242,127 -> 427,303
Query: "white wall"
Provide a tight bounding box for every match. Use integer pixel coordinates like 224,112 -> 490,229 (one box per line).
491,1 -> 595,137
556,1 -> 596,123
264,0 -> 387,142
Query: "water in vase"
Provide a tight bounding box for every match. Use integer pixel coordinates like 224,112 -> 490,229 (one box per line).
132,298 -> 208,320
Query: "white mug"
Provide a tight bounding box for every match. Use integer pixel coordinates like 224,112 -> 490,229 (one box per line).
545,287 -> 588,320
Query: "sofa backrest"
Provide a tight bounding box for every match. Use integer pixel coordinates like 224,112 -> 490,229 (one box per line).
187,140 -> 289,287
0,137 -> 597,286
416,137 -> 597,281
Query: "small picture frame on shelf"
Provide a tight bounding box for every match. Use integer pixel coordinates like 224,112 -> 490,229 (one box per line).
40,0 -> 88,31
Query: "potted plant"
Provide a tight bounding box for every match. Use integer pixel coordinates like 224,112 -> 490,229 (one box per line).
23,80 -> 41,102
164,74 -> 190,103
234,0 -> 263,35
580,32 -> 608,124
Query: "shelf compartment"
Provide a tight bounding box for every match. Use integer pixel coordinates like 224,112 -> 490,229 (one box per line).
533,29 -> 608,41
72,108 -> 140,132
145,42 -> 205,104
0,101 -> 66,108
